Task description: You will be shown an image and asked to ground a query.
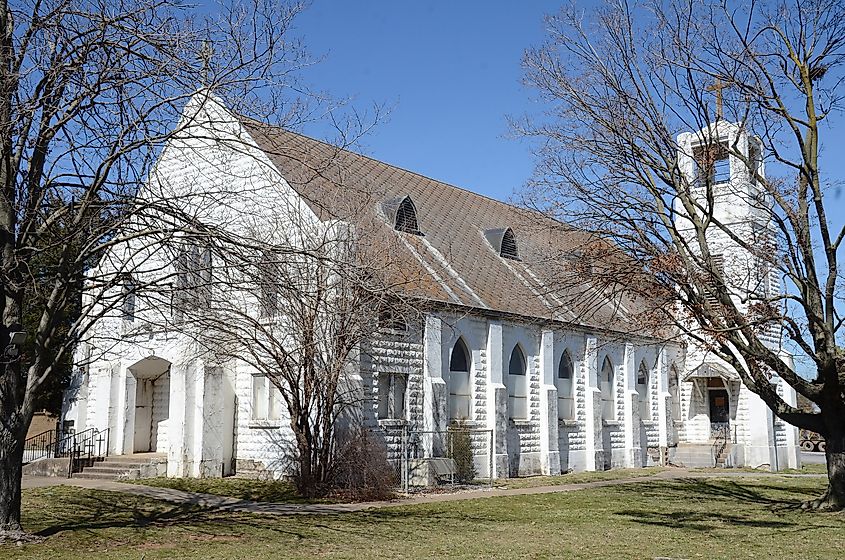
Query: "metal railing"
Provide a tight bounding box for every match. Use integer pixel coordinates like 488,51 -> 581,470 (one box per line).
711,422 -> 730,466
65,427 -> 110,477
22,428 -> 61,463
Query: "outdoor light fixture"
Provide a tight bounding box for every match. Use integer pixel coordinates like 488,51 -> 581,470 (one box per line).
1,324 -> 26,361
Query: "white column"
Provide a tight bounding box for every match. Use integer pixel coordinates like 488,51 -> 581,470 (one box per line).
538,329 -> 560,475
744,386 -> 776,470
167,362 -> 188,477
778,378 -> 801,470
623,342 -> 639,467
114,361 -> 131,455
656,347 -> 669,450
423,314 -> 447,456
583,336 -> 600,471
486,320 -> 508,478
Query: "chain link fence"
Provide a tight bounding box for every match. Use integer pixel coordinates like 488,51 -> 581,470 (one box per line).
378,425 -> 494,493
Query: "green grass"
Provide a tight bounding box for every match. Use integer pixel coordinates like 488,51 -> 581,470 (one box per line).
496,467 -> 666,489
7,475 -> 843,559
123,476 -> 329,504
692,462 -> 828,475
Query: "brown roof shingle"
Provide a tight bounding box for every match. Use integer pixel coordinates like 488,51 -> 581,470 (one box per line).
241,119 -> 651,333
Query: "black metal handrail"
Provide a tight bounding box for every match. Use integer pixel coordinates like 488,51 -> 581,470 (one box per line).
22,428 -> 60,463
711,422 -> 729,466
66,427 -> 110,478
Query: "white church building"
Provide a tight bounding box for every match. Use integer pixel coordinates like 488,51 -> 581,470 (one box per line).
62,94 -> 800,480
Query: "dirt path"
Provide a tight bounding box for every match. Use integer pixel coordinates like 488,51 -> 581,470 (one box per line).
21,469 -> 826,516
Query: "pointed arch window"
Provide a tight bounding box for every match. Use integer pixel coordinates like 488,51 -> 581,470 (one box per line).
637,360 -> 651,421
557,349 -> 574,419
448,338 -> 472,420
600,356 -> 615,421
507,345 -> 528,419
394,196 -> 421,234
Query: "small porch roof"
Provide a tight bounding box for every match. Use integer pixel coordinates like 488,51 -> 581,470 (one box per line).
682,361 -> 740,383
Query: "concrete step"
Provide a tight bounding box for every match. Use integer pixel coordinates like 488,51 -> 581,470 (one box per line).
100,454 -> 166,464
79,466 -> 142,475
93,461 -> 150,469
73,469 -> 139,480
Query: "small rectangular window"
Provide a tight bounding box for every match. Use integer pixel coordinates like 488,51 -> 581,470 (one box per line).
378,372 -> 407,420
259,258 -> 279,318
693,142 -> 730,186
122,278 -> 136,322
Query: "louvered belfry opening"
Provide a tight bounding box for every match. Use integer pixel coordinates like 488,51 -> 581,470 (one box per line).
394,196 -> 420,234
500,228 -> 519,260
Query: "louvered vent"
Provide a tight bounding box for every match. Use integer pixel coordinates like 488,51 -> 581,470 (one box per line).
394,196 -> 421,234
500,228 -> 519,260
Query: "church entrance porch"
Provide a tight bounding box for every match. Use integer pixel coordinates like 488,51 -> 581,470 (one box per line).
124,356 -> 171,455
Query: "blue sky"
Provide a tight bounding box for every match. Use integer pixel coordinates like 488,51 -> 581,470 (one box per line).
291,2 -> 843,376
293,1 -> 556,203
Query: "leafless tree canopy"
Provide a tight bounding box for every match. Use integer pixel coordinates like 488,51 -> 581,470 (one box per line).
0,0 -> 340,536
518,0 -> 845,509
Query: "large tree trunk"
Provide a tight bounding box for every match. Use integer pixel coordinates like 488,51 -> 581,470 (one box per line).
822,435 -> 845,510
803,409 -> 845,511
0,418 -> 26,538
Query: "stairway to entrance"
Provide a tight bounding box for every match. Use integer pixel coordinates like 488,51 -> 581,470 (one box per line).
73,453 -> 167,480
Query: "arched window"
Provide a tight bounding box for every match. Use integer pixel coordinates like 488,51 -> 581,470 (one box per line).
448,338 -> 472,420
669,365 -> 681,422
507,345 -> 528,419
637,360 -> 651,421
600,356 -> 615,421
500,228 -> 519,260
394,196 -> 421,234
557,349 -> 574,419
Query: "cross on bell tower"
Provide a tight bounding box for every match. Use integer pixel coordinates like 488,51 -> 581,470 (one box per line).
199,39 -> 214,86
706,77 -> 728,119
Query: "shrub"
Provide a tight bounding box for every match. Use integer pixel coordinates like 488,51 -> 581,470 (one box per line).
448,420 -> 477,484
328,428 -> 397,501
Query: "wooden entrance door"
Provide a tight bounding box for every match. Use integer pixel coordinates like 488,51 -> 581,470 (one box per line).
709,389 -> 730,424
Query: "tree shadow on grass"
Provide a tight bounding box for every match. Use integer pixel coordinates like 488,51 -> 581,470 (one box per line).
614,478 -> 821,506
31,489 -> 309,541
612,478 -> 841,532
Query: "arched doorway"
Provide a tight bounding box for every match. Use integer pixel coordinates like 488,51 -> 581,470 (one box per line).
127,356 -> 171,453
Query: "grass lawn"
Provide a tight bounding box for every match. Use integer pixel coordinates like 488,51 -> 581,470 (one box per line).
6,475 -> 843,559
497,467 -> 666,489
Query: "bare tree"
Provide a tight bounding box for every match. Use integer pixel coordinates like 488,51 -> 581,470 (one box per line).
0,0 -> 321,538
518,0 -> 845,509
171,176 -> 423,496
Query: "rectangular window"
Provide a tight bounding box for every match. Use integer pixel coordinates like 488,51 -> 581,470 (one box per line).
251,374 -> 268,420
258,256 -> 279,318
252,374 -> 282,422
693,142 -> 730,186
377,372 -> 407,420
121,278 -> 136,322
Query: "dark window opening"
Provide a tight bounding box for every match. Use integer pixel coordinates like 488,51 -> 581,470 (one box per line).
693,142 -> 730,186
509,345 -> 526,376
450,338 -> 470,372
558,350 -> 573,379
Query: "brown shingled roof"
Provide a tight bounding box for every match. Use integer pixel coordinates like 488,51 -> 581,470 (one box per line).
241,119 -> 654,334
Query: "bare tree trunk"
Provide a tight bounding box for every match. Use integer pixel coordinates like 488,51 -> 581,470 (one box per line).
0,418 -> 25,537
808,409 -> 845,510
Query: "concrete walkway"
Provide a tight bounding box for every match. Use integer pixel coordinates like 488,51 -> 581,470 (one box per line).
21,469 -> 826,516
